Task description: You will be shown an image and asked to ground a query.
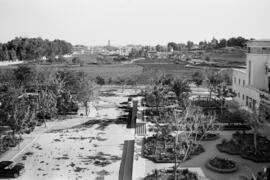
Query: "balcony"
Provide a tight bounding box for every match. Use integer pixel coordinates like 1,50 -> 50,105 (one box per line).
259,90 -> 270,124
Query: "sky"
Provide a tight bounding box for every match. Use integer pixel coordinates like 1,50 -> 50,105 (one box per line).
0,0 -> 269,46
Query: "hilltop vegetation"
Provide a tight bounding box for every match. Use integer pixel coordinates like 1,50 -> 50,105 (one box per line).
203,48 -> 246,65
0,37 -> 72,61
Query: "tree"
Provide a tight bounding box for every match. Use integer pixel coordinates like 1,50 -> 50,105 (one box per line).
13,65 -> 37,87
170,78 -> 191,109
0,44 -> 9,61
218,39 -> 227,48
199,41 -> 206,49
0,87 -> 36,135
187,41 -> 194,51
0,69 -> 16,86
37,89 -> 57,127
167,42 -> 179,51
8,49 -> 17,60
145,76 -> 209,180
0,37 -> 73,61
155,45 -> 163,52
192,71 -> 204,87
75,73 -> 97,116
145,84 -> 166,114
240,109 -> 265,154
205,70 -> 223,100
56,70 -> 78,93
227,36 -> 248,48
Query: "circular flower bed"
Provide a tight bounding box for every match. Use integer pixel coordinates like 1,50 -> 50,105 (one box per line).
216,133 -> 270,162
143,136 -> 205,163
206,157 -> 238,173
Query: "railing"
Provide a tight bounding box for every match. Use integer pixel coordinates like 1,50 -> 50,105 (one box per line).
260,98 -> 270,109
259,90 -> 270,101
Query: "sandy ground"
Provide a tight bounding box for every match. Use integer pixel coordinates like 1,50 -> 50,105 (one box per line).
2,88 -> 139,180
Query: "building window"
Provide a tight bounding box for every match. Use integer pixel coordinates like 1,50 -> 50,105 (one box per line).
268,76 -> 270,92
253,99 -> 257,110
238,92 -> 240,98
243,80 -> 245,87
242,94 -> 245,100
246,96 -> 249,106
234,77 -> 236,84
248,61 -> 251,85
238,78 -> 241,85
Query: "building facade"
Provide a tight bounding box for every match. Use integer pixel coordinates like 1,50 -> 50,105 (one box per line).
232,40 -> 270,122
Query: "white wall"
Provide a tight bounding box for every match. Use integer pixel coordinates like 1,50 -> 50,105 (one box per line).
248,53 -> 270,90
232,69 -> 260,109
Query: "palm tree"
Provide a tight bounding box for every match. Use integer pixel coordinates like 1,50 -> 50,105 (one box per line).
170,79 -> 191,109
205,70 -> 223,100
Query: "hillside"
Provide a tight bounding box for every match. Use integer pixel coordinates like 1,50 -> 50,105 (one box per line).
203,48 -> 246,65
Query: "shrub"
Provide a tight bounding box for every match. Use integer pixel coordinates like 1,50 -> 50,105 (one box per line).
107,77 -> 112,84
79,60 -> 85,67
125,78 -> 136,85
72,57 -> 80,64
95,76 -> 105,85
221,138 -> 227,144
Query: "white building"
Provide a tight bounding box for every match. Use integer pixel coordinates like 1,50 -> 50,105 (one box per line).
232,40 -> 270,122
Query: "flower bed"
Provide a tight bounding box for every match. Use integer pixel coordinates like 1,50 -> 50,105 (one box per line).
221,124 -> 251,131
192,133 -> 220,141
143,136 -> 205,163
216,133 -> 270,162
144,168 -> 198,180
205,157 -> 238,173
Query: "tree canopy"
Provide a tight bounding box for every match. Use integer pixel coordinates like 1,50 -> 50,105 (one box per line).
0,37 -> 72,61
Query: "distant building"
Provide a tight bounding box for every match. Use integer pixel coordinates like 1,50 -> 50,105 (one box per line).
232,39 -> 270,122
191,44 -> 200,50
147,51 -> 158,59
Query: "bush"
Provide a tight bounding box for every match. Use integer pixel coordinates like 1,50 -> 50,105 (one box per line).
107,77 -> 112,84
113,77 -> 125,85
221,138 -> 227,144
125,78 -> 136,85
72,57 -> 80,64
95,76 -> 105,85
